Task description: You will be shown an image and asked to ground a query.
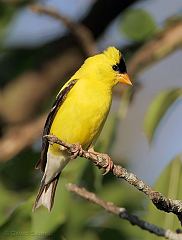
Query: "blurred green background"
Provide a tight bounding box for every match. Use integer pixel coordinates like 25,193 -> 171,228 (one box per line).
0,0 -> 181,239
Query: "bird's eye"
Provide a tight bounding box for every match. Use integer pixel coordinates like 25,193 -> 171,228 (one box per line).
112,64 -> 119,71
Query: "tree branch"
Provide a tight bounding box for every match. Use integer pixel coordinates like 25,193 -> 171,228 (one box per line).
67,183 -> 182,240
44,134 -> 182,225
30,4 -> 97,56
0,114 -> 46,161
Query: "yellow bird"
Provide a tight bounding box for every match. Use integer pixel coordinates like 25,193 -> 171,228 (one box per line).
33,46 -> 132,211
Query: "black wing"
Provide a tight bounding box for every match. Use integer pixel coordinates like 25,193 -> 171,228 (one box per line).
36,79 -> 78,172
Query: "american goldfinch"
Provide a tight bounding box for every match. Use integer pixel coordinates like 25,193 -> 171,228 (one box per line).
33,46 -> 132,211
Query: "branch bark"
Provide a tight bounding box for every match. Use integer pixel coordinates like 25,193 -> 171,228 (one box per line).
44,134 -> 182,225
67,183 -> 182,240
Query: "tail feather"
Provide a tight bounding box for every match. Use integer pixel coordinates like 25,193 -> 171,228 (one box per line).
33,174 -> 60,212
34,148 -> 70,211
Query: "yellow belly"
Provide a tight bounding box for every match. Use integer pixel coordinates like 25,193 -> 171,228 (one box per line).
50,80 -> 111,153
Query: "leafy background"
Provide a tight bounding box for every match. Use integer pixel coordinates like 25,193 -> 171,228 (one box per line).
0,0 -> 181,239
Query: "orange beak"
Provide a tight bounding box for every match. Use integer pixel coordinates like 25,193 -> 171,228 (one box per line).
117,73 -> 132,86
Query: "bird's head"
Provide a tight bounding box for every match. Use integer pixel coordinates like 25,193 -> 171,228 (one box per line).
78,46 -> 132,89
102,46 -> 132,87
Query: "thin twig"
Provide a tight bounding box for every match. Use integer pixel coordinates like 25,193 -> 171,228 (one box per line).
44,134 -> 182,225
30,4 -> 97,56
67,183 -> 182,240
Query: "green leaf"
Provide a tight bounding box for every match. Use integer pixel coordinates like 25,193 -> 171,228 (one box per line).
120,8 -> 157,41
144,88 -> 182,142
143,156 -> 182,240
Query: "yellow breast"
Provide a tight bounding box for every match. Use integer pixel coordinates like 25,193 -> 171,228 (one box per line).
50,79 -> 112,153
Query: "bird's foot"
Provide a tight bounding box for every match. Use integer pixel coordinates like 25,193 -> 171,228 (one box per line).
69,143 -> 83,159
88,147 -> 113,175
99,153 -> 114,175
44,135 -> 56,145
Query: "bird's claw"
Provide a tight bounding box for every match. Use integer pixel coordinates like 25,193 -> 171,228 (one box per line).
45,135 -> 55,145
100,153 -> 114,175
88,148 -> 114,175
69,143 -> 83,159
